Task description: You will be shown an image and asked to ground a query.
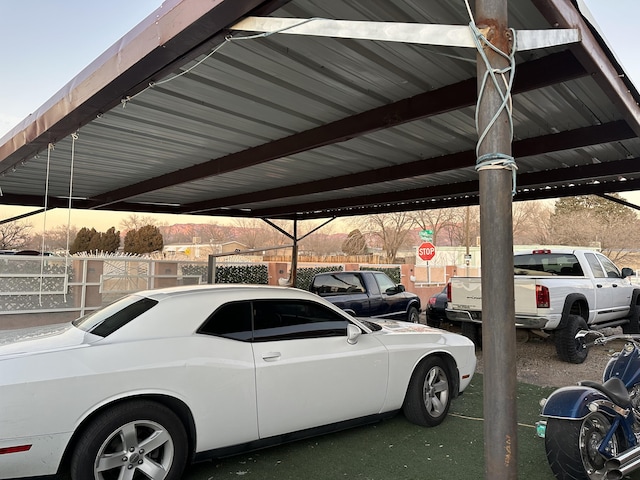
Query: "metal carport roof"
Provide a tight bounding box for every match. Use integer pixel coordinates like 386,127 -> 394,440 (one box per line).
1,1 -> 640,478
0,0 -> 639,222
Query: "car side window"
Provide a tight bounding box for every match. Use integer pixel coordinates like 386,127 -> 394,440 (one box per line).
198,301 -> 253,341
374,272 -> 395,293
597,254 -> 622,278
252,300 -> 349,342
584,253 -> 606,278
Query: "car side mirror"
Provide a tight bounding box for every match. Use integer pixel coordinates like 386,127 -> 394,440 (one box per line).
347,324 -> 362,344
397,284 -> 405,293
622,267 -> 634,278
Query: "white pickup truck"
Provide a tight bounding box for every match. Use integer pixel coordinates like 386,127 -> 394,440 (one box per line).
446,249 -> 640,363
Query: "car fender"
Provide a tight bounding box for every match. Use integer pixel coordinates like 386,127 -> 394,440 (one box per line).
541,385 -> 610,419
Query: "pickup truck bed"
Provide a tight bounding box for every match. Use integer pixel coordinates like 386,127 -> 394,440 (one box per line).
446,249 -> 640,363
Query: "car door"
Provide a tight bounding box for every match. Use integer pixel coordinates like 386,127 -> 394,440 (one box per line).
373,272 -> 406,318
251,299 -> 389,439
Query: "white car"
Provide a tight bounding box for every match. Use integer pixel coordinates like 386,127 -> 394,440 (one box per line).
0,284 -> 476,480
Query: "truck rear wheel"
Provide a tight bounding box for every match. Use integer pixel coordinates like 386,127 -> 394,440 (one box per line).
461,322 -> 482,348
554,314 -> 588,364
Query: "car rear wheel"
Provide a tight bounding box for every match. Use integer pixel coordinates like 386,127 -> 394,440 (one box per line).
402,356 -> 452,427
70,400 -> 188,480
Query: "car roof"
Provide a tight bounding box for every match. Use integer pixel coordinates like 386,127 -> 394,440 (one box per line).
138,283 -> 323,302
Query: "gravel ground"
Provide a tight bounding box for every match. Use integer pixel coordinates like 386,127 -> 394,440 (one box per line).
440,323 -> 626,388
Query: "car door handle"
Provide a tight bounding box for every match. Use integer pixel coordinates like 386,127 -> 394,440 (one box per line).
613,284 -> 618,288
262,352 -> 281,362
596,284 -> 603,288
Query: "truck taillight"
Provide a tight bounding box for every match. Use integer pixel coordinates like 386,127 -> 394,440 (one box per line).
447,282 -> 451,302
536,285 -> 550,308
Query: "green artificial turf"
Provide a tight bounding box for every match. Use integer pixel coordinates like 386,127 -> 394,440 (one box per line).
181,375 -> 585,480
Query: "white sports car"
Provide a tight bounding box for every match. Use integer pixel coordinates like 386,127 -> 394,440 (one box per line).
0,284 -> 476,480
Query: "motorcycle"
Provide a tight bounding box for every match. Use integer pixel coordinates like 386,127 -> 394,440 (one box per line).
537,330 -> 640,480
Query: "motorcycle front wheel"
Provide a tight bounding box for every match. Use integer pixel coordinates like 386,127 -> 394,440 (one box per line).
544,413 -> 624,480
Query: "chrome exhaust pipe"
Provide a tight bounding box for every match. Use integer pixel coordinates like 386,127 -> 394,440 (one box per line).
605,444 -> 640,479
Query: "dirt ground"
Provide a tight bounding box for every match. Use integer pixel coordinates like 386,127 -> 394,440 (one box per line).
441,323 -> 626,388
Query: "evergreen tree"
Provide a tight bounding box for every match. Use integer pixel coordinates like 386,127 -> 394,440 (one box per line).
70,227 -> 96,254
123,225 -> 163,254
101,227 -> 121,253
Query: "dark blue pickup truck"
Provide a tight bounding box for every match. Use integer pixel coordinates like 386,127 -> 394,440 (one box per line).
309,270 -> 421,323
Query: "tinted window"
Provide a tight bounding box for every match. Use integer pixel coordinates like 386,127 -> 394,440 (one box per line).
310,273 -> 365,295
73,295 -> 158,337
514,253 -> 583,276
253,300 -> 349,342
198,301 -> 253,341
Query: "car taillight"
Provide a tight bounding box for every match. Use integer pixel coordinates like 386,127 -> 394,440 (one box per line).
532,249 -> 551,254
429,297 -> 437,305
536,285 -> 550,308
446,282 -> 451,302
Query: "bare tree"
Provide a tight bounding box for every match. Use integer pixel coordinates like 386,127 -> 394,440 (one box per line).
29,224 -> 79,252
512,201 -> 553,245
359,212 -> 416,263
411,208 -> 459,246
119,214 -> 160,232
443,206 -> 480,247
0,220 -> 33,250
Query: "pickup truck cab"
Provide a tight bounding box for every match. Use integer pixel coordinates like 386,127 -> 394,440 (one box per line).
446,249 -> 640,363
310,270 -> 421,323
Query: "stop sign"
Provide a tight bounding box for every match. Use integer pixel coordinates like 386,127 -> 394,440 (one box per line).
418,242 -> 436,261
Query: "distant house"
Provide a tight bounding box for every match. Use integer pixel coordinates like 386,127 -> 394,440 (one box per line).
163,241 -> 249,259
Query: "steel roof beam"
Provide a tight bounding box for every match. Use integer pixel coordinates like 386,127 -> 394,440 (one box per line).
88,50 -> 587,209
183,120 -> 634,213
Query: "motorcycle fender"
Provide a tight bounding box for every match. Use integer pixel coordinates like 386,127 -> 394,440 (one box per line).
541,385 -> 610,419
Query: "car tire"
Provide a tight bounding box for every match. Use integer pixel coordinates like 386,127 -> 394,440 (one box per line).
622,289 -> 640,334
70,400 -> 189,480
461,322 -> 482,348
554,314 -> 589,364
407,306 -> 420,323
426,315 -> 441,328
402,356 -> 452,427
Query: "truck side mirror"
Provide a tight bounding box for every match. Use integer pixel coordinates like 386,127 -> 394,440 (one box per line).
622,267 -> 634,278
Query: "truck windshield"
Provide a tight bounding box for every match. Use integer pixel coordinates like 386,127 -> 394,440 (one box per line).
514,253 -> 583,276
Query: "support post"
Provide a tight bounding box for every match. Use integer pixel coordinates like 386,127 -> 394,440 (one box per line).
475,0 -> 518,478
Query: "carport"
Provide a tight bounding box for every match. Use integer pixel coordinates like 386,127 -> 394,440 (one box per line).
1,0 -> 639,478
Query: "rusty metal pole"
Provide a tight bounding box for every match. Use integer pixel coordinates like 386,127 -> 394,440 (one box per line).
475,0 -> 518,478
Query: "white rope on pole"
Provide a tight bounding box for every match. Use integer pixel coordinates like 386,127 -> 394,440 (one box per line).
38,143 -> 54,306
63,132 -> 79,302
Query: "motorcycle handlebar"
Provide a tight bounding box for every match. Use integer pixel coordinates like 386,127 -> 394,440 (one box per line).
576,329 -> 640,347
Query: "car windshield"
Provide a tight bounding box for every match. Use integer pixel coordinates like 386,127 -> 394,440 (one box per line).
73,295 -> 158,337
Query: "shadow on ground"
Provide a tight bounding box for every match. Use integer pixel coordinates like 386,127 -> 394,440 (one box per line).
181,374 -> 640,480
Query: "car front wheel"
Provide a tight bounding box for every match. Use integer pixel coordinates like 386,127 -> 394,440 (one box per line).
70,400 -> 189,480
407,306 -> 420,323
402,356 -> 452,427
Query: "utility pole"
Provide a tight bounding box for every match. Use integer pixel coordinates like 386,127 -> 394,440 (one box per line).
475,0 -> 518,478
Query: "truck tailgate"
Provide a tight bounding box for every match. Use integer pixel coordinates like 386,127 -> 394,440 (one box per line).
449,277 -> 538,315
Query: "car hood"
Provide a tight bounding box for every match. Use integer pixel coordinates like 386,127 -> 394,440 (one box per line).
0,323 -> 94,358
369,319 -> 439,333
